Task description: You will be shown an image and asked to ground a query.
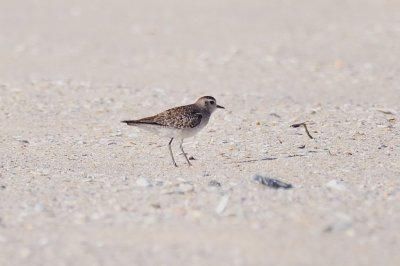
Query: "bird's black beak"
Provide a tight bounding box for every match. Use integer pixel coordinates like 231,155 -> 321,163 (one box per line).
217,105 -> 225,109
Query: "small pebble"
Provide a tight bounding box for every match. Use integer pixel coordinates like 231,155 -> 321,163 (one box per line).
215,195 -> 230,214
154,180 -> 164,186
136,177 -> 151,187
208,180 -> 221,187
326,180 -> 347,191
151,203 -> 161,209
270,113 -> 281,118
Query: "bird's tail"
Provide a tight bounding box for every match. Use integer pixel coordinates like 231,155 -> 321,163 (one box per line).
121,119 -> 160,126
121,120 -> 139,125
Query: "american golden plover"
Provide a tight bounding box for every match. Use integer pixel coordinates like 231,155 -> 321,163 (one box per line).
122,96 -> 224,167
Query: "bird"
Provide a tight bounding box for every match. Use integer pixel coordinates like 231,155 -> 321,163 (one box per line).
122,96 -> 224,167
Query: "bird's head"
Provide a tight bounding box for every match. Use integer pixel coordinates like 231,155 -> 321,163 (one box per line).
195,96 -> 225,113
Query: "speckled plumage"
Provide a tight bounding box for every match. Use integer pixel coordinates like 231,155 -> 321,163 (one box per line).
122,96 -> 224,167
132,104 -> 204,129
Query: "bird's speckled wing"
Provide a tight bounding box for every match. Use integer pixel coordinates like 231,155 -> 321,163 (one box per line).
137,105 -> 203,129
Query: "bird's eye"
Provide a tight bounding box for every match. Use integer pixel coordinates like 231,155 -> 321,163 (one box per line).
210,101 -> 215,105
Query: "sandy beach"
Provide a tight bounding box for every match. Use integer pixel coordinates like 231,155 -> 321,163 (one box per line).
1,0 -> 400,265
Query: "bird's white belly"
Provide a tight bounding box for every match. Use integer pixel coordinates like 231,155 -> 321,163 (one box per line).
134,124 -> 181,138
134,116 -> 209,139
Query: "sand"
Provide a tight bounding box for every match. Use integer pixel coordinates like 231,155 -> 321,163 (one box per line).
1,0 -> 400,265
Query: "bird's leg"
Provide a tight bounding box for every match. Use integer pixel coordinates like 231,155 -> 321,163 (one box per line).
180,139 -> 192,166
168,138 -> 178,167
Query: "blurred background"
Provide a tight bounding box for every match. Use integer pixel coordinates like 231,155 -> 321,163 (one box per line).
1,0 -> 400,103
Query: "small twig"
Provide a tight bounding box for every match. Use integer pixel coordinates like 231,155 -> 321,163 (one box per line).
291,122 -> 314,139
230,157 -> 278,164
374,108 -> 397,115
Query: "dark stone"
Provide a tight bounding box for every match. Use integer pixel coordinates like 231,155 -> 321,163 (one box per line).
208,180 -> 221,187
253,175 -> 293,189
